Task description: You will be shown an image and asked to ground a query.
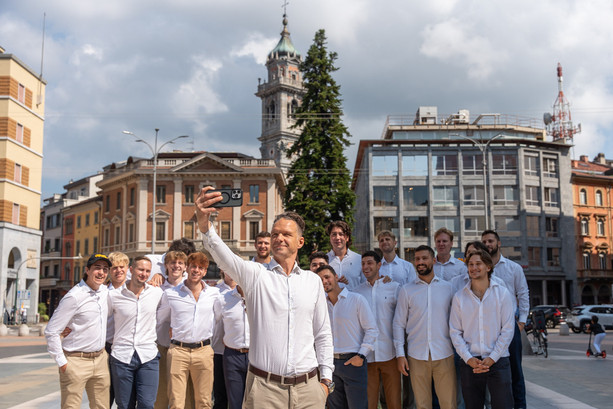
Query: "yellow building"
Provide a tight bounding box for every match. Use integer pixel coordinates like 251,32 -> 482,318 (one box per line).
0,46 -> 46,324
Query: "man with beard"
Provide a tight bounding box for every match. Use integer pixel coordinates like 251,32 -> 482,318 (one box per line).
393,246 -> 457,409
326,221 -> 364,289
316,265 -> 378,409
433,228 -> 467,282
481,230 -> 529,409
253,231 -> 271,265
377,231 -> 416,285
354,251 -> 402,409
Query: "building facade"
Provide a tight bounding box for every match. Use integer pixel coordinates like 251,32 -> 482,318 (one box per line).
0,46 -> 45,324
353,107 -> 577,306
571,154 -> 613,304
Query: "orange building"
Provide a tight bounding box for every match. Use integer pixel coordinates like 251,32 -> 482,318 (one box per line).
571,153 -> 613,304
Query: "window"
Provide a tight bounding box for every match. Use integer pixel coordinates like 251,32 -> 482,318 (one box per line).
185,185 -> 195,203
156,185 -> 166,204
18,83 -> 26,103
74,266 -> 79,283
432,186 -> 458,208
184,222 -> 195,240
599,253 -> 607,270
463,185 -> 484,206
464,216 -> 486,237
494,216 -> 520,237
249,185 -> 260,204
77,215 -> 81,228
580,217 -> 589,236
16,123 -> 24,143
115,226 -> 121,244
493,186 -> 518,206
374,217 -> 399,239
155,222 -> 165,241
403,186 -> 428,209
105,195 -> 110,212
501,246 -> 522,262
544,188 -> 559,207
128,223 -> 135,243
433,217 -> 459,233
116,192 -> 121,210
462,153 -> 483,176
250,221 -> 259,240
528,247 -> 541,267
524,155 -> 539,176
597,218 -> 605,236
44,265 -> 49,278
492,153 -> 518,175
54,238 -> 60,252
14,163 -> 22,183
547,248 -> 560,267
432,154 -> 458,176
220,221 -> 231,240
546,217 -> 559,237
526,216 -> 540,237
596,190 -> 603,207
93,237 -> 98,253
65,218 -> 73,234
104,228 -> 110,247
372,155 -> 398,176
130,187 -> 135,206
12,203 -> 20,224
84,239 -> 89,255
76,240 -> 81,256
543,157 -> 558,178
403,216 -> 428,238
526,186 -> 540,206
85,213 -> 90,226
579,189 -> 587,205
373,186 -> 398,207
44,240 -> 50,253
583,253 -> 591,269
402,155 -> 428,176
94,211 -> 99,224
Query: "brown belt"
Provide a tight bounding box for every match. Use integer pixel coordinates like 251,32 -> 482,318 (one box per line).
63,348 -> 105,359
226,346 -> 249,354
249,365 -> 318,386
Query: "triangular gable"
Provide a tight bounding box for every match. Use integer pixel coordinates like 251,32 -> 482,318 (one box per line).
111,215 -> 122,224
149,209 -> 172,220
243,209 -> 265,220
172,152 -> 243,173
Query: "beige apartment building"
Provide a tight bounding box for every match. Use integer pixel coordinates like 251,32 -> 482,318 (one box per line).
0,46 -> 46,324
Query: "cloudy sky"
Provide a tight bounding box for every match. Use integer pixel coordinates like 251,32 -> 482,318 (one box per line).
2,0 -> 612,199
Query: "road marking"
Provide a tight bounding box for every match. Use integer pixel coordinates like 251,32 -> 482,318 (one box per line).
526,381 -> 599,409
0,352 -> 53,364
9,391 -> 61,409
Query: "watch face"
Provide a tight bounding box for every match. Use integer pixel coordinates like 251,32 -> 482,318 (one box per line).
328,381 -> 335,394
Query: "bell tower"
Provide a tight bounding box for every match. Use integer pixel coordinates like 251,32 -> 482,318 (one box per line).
256,14 -> 304,171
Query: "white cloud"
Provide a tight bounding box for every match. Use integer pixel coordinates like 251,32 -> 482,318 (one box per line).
231,33 -> 278,65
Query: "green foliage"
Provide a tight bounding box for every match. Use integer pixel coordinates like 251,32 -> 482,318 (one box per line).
285,29 -> 356,266
38,302 -> 49,322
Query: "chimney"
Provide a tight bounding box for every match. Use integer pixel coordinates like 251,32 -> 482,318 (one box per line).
580,155 -> 589,163
595,152 -> 607,164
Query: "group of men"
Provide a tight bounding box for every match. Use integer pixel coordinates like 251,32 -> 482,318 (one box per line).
45,185 -> 529,409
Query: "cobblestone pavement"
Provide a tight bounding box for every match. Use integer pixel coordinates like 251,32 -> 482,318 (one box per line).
0,325 -> 610,408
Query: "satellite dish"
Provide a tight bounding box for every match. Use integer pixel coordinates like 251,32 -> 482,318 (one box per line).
543,113 -> 553,125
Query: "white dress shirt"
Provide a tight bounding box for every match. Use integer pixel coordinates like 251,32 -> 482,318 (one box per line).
158,281 -> 222,343
450,272 -> 506,294
155,279 -> 184,348
45,280 -> 108,367
203,227 -> 334,380
108,283 -> 163,364
220,287 -> 250,350
353,278 -> 400,362
493,255 -> 530,323
449,279 -> 515,363
393,276 -> 454,361
212,282 -> 234,354
327,249 -> 365,290
380,255 -> 417,286
434,257 -> 468,282
327,288 -> 378,356
106,283 -> 119,344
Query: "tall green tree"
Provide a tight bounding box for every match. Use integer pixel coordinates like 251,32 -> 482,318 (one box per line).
284,29 -> 356,266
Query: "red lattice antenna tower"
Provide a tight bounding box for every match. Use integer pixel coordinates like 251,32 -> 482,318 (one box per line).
544,63 -> 581,141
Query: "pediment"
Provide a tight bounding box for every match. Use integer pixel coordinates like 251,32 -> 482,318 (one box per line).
111,215 -> 122,224
126,212 -> 136,221
101,218 -> 111,226
172,153 -> 243,173
243,209 -> 265,220
149,209 -> 172,221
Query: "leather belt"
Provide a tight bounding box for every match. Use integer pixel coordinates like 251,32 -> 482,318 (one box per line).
249,365 -> 318,385
226,346 -> 249,354
333,353 -> 356,360
171,339 -> 211,349
63,348 -> 105,358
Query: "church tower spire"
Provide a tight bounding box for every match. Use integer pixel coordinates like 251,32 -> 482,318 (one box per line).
256,12 -> 304,172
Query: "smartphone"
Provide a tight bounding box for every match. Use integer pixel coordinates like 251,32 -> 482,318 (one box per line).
211,188 -> 243,208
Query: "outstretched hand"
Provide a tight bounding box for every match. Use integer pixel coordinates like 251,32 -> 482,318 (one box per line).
194,187 -> 223,233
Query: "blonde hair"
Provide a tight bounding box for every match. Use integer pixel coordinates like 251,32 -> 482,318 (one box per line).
108,251 -> 129,266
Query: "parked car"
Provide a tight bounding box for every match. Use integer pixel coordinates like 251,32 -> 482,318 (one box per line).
529,305 -> 571,329
566,305 -> 613,333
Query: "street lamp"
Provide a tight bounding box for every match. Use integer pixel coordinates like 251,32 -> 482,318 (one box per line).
122,129 -> 189,254
453,132 -> 507,230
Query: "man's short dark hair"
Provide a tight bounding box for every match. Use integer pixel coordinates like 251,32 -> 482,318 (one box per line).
465,249 -> 494,278
362,250 -> 381,263
309,251 -> 329,263
256,231 -> 271,240
316,265 -> 337,276
274,212 -> 306,236
168,238 -> 197,255
481,230 -> 500,242
464,241 -> 488,257
326,221 -> 352,246
415,245 -> 435,258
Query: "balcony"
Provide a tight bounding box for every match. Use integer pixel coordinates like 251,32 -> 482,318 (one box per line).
577,269 -> 613,279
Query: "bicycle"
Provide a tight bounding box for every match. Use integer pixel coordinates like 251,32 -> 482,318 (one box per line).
526,310 -> 548,358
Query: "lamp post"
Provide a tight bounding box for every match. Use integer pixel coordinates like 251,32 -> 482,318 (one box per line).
122,129 -> 188,254
453,132 -> 506,230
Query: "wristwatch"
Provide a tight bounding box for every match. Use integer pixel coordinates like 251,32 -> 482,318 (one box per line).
356,353 -> 366,361
321,378 -> 335,394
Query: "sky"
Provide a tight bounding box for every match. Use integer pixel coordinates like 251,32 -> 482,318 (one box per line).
2,0 -> 613,200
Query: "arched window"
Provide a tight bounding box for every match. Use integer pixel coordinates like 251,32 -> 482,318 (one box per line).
583,252 -> 591,269
579,188 -> 588,205
581,217 -> 589,235
598,252 -> 607,270
596,190 -> 603,206
597,218 -> 606,236
8,250 -> 15,269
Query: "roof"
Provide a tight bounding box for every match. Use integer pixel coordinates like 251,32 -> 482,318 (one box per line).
268,15 -> 300,60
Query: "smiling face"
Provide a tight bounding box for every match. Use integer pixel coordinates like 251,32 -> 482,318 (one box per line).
165,259 -> 186,282
186,262 -> 207,285
435,232 -> 452,258
271,218 -> 304,261
467,254 -> 490,281
378,234 -> 396,255
85,260 -> 110,290
361,256 -> 381,282
414,250 -> 434,276
110,263 -> 128,286
255,236 -> 271,259
309,257 -> 328,272
317,268 -> 338,293
329,227 -> 349,254
130,259 -> 152,286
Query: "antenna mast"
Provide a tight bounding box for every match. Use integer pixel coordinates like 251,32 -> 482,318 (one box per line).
544,63 -> 581,142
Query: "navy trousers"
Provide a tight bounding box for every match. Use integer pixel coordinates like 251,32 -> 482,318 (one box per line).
509,322 -> 526,408
110,351 -> 159,409
459,357 -> 513,409
213,353 -> 228,409
223,348 -> 249,409
327,356 -> 368,409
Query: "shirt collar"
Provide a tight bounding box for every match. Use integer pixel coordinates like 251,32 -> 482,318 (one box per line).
414,274 -> 440,285
268,258 -> 302,275
381,255 -> 400,265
